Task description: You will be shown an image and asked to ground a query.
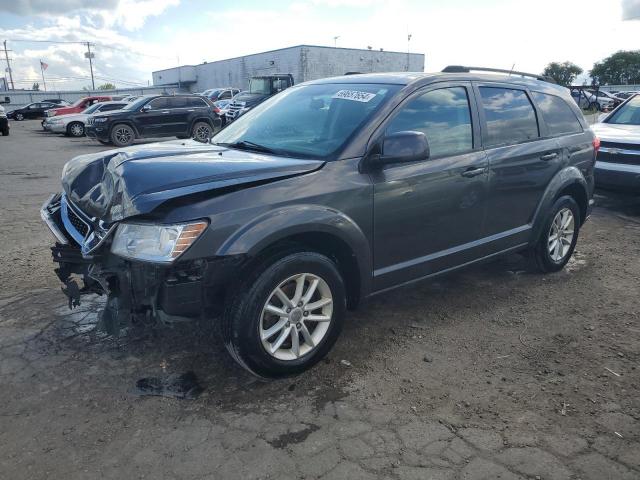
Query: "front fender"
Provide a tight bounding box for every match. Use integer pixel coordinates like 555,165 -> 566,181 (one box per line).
217,204 -> 372,296
529,166 -> 588,246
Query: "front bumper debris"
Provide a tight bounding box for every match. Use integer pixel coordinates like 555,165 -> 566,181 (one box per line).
41,193 -> 242,335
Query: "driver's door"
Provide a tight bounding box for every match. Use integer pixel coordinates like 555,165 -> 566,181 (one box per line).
371,83 -> 489,290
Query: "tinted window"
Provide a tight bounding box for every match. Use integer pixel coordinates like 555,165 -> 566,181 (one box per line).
148,97 -> 169,109
218,90 -> 232,100
479,87 -> 539,147
187,97 -> 208,108
387,87 -> 473,158
168,97 -> 188,108
100,103 -> 125,112
531,92 -> 582,135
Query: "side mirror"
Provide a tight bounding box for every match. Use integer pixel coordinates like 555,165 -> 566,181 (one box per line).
141,104 -> 152,112
377,131 -> 430,165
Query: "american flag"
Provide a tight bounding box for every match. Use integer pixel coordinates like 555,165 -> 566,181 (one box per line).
40,60 -> 48,71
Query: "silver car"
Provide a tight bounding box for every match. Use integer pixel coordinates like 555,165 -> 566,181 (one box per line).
591,94 -> 640,190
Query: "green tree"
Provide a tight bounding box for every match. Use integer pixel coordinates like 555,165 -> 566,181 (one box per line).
97,82 -> 116,90
32,82 -> 40,91
590,50 -> 640,85
542,61 -> 583,87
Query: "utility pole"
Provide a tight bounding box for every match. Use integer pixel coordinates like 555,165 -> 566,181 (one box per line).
85,42 -> 95,90
2,40 -> 15,90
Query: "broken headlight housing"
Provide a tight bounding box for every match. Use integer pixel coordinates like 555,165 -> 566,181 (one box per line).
110,221 -> 207,263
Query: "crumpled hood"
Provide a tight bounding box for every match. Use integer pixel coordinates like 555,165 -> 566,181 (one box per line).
592,123 -> 640,144
61,139 -> 324,224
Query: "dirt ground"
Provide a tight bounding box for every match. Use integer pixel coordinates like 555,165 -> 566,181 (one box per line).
1,120 -> 639,480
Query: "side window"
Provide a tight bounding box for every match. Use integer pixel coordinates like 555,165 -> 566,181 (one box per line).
148,97 -> 169,110
168,97 -> 188,108
218,90 -> 231,100
531,92 -> 582,136
386,86 -> 474,158
188,97 -> 208,108
479,87 -> 539,147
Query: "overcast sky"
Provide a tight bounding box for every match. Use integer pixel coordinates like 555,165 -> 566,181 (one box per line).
1,0 -> 639,90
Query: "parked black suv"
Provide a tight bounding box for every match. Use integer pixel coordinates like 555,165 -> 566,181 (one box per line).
7,102 -> 58,120
85,94 -> 221,147
42,67 -> 596,377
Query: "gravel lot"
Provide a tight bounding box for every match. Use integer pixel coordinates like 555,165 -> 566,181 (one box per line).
1,120 -> 639,480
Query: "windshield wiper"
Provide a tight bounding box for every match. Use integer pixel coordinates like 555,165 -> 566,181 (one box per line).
219,140 -> 277,154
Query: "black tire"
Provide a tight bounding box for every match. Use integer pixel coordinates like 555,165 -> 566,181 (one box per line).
191,121 -> 213,143
1,128 -> 8,136
222,252 -> 346,378
15,113 -> 24,121
67,121 -> 85,137
531,195 -> 580,273
110,123 -> 135,147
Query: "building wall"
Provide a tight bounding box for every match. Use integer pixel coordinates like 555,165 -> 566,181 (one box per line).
152,45 -> 425,92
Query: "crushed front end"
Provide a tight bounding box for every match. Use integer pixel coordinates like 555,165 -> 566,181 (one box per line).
41,193 -> 237,335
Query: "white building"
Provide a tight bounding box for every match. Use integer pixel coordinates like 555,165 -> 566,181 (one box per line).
153,44 -> 425,92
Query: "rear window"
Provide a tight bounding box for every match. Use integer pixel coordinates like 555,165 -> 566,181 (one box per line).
187,96 -> 208,107
531,92 -> 582,135
479,87 -> 539,147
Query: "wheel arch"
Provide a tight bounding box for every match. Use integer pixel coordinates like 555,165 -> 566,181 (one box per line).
216,205 -> 372,309
530,166 -> 589,246
109,121 -> 139,138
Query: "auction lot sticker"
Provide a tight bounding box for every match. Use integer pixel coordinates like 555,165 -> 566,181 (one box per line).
332,90 -> 377,102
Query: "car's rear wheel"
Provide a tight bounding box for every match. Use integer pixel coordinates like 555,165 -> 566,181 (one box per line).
67,121 -> 85,137
15,113 -> 24,121
222,252 -> 346,378
110,124 -> 135,147
531,195 -> 580,273
191,121 -> 212,143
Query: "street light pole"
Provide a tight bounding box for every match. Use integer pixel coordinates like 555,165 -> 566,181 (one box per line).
3,40 -> 14,90
333,36 -> 340,48
407,34 -> 412,71
85,42 -> 95,90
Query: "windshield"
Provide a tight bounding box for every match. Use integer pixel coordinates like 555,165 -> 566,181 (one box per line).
249,78 -> 271,95
606,95 -> 640,125
123,97 -> 151,111
82,103 -> 103,114
213,83 -> 400,159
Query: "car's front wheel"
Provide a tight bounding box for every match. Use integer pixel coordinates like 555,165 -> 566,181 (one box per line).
67,121 -> 85,137
191,121 -> 212,143
15,113 -> 24,121
531,195 -> 580,273
222,252 -> 346,378
110,124 -> 135,147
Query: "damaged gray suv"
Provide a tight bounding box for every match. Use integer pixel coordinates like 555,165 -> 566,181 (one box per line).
42,67 -> 597,377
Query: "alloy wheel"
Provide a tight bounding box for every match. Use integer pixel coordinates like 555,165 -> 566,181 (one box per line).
16,113 -> 24,121
548,207 -> 574,262
194,124 -> 211,142
115,127 -> 132,144
259,273 -> 333,361
70,123 -> 84,137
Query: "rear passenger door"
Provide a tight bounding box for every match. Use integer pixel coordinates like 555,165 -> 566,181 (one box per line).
162,96 -> 191,136
475,83 -> 562,240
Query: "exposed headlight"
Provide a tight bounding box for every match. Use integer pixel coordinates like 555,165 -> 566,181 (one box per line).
93,117 -> 108,123
110,221 -> 208,262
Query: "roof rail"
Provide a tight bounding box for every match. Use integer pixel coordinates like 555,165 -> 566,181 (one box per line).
442,65 -> 556,84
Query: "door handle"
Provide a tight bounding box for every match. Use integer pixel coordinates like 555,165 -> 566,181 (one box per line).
461,167 -> 486,178
540,152 -> 558,161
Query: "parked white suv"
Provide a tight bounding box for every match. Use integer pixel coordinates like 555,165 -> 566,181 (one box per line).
43,101 -> 127,137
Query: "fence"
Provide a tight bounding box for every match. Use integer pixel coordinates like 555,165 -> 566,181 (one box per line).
598,85 -> 640,93
0,85 -> 189,111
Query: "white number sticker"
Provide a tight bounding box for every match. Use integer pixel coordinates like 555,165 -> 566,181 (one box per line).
332,90 -> 376,102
